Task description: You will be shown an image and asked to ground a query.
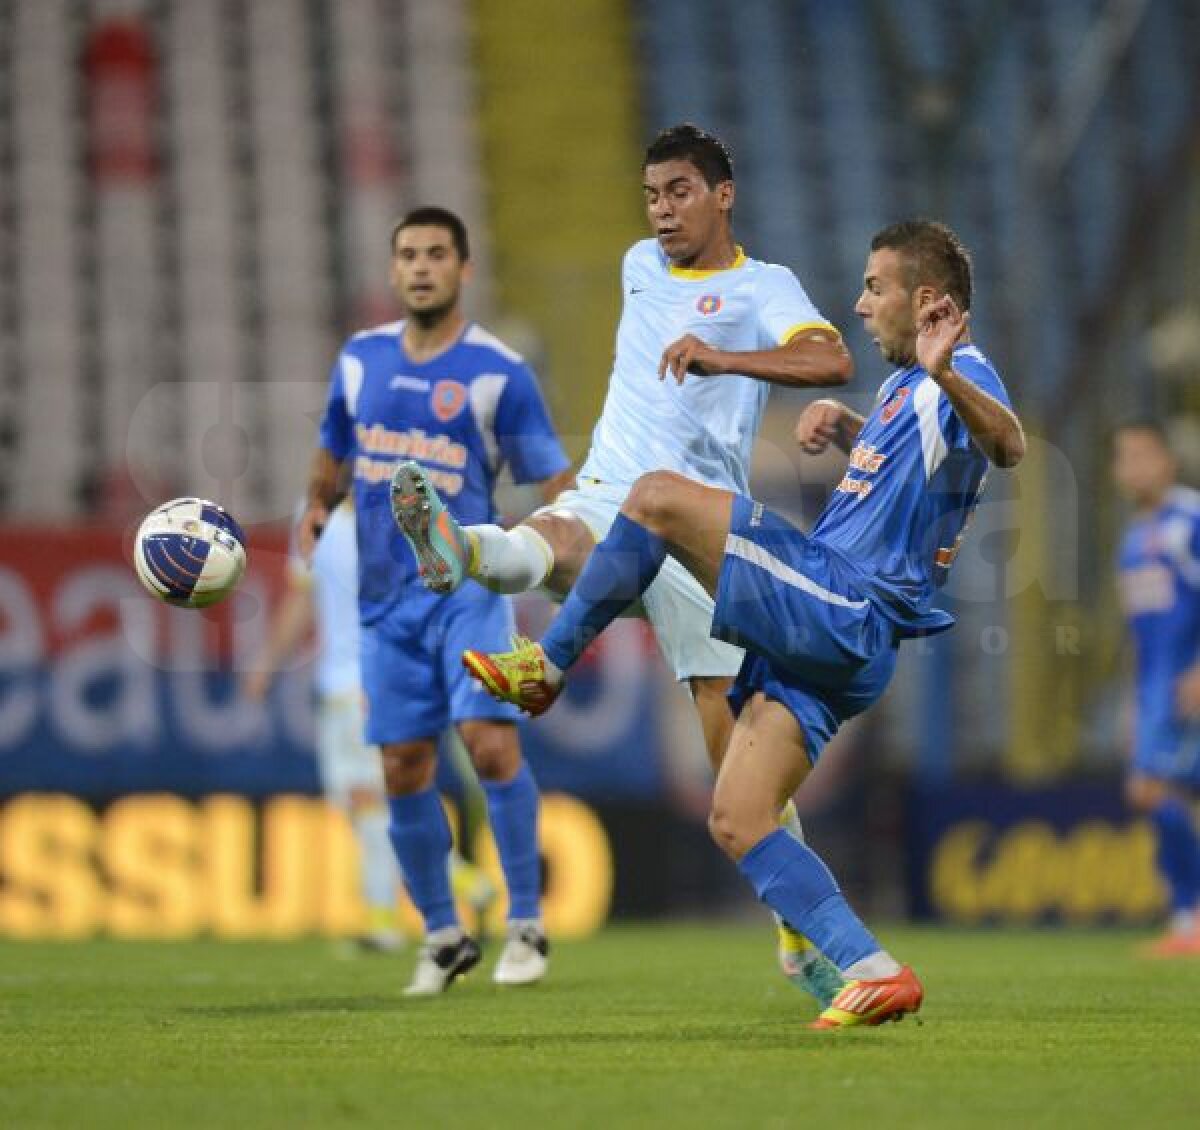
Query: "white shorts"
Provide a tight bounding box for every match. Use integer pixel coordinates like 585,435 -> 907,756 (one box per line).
534,478 -> 744,682
315,691 -> 386,807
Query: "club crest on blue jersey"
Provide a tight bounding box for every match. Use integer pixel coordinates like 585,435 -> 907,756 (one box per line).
695,294 -> 722,316
431,379 -> 468,422
880,386 -> 911,424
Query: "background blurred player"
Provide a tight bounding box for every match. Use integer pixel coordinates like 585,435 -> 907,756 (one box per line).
243,498 -> 496,953
1112,421 -> 1200,956
463,221 -> 1025,1027
391,123 -> 851,1005
298,206 -> 572,995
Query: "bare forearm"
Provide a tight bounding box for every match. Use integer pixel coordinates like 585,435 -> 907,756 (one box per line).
712,335 -> 853,389
307,447 -> 347,509
833,408 -> 866,453
256,584 -> 315,679
539,467 -> 576,504
934,368 -> 1026,468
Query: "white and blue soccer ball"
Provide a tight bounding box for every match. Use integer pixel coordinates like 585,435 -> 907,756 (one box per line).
133,497 -> 247,608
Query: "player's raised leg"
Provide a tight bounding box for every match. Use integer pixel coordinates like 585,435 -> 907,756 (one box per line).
712,693 -> 922,1029
461,474 -> 843,1003
380,738 -> 481,995
391,459 -> 594,597
463,471 -> 729,712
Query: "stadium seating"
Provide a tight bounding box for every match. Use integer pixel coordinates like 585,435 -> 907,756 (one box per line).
8,0 -> 85,516
0,0 -> 485,520
635,0 -> 1199,413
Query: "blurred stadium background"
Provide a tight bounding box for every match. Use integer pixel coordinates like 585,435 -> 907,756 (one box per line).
1,0 -> 1198,942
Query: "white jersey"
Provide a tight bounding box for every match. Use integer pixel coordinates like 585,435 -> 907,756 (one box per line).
294,503 -> 361,697
579,238 -> 833,494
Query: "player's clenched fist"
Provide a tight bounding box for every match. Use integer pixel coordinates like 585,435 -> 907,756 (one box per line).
794,399 -> 850,454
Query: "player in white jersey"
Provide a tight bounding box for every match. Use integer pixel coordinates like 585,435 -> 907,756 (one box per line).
243,501 -> 494,952
390,124 -> 852,1005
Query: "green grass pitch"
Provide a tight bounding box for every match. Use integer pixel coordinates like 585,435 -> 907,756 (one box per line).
2,925 -> 1198,1128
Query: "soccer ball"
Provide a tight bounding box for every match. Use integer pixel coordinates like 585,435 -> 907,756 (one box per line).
133,497 -> 247,608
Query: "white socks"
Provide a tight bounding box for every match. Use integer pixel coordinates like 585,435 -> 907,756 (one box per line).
540,651 -> 564,684
470,524 -> 555,594
843,952 -> 903,980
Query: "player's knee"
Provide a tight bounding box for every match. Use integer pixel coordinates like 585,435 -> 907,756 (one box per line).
528,513 -> 593,592
1126,775 -> 1168,813
380,743 -> 437,795
707,798 -> 753,861
624,471 -> 683,532
460,723 -> 520,782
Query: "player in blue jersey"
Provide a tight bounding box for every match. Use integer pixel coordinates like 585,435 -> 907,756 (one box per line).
243,500 -> 497,953
463,220 -> 1025,1027
298,207 -> 572,995
391,124 -> 853,1007
1112,421 -> 1200,956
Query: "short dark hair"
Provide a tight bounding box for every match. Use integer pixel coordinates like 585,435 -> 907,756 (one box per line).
870,220 -> 972,311
391,206 -> 469,261
643,123 -> 734,188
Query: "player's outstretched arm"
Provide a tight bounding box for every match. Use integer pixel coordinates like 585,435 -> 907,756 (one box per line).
537,466 -> 577,504
916,297 -> 1026,469
659,328 -> 853,388
242,578 -> 315,704
794,399 -> 865,456
299,447 -> 348,559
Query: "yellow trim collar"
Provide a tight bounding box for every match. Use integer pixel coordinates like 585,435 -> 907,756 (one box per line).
667,246 -> 747,280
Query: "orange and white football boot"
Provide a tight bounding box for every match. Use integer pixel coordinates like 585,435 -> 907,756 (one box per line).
808,964 -> 924,1030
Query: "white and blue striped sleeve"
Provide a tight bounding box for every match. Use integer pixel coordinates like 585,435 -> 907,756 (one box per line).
318,349 -> 358,461
939,347 -> 1012,452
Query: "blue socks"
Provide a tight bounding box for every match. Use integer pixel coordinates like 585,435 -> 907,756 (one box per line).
1150,796 -> 1200,912
542,513 -> 668,673
482,763 -> 542,921
738,828 -> 880,973
387,789 -> 456,933
388,767 -> 543,930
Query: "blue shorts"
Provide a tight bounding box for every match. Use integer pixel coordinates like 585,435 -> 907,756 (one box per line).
360,586 -> 520,744
713,495 -> 898,761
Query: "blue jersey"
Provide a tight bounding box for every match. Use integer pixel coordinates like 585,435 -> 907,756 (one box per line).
319,320 -> 569,623
811,344 -> 1011,636
1118,487 -> 1200,766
